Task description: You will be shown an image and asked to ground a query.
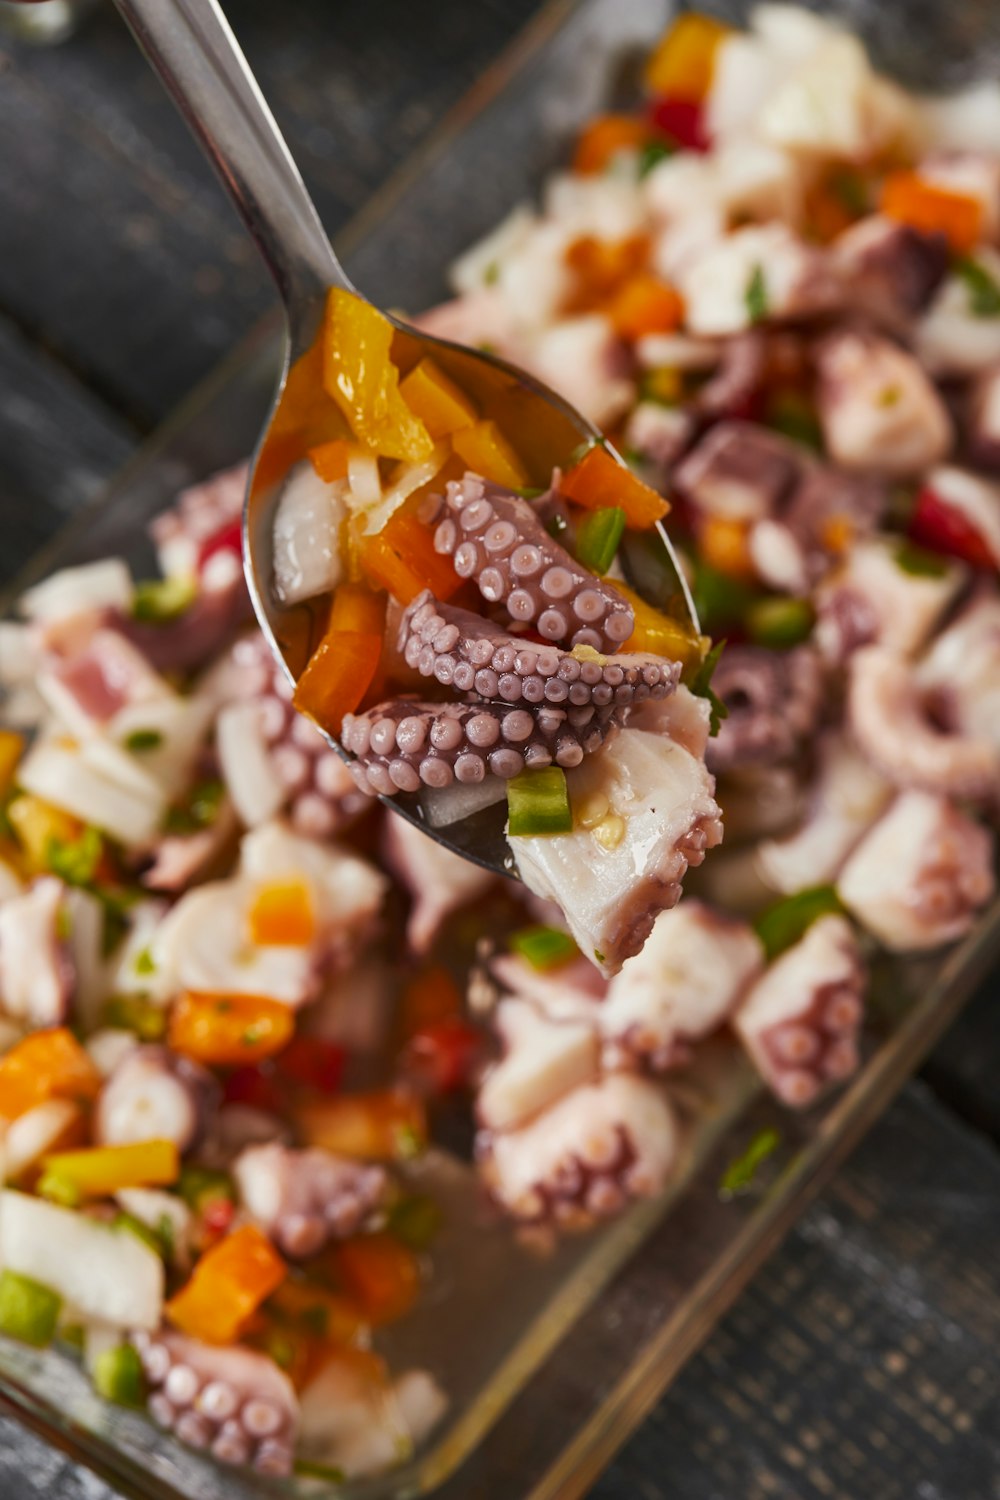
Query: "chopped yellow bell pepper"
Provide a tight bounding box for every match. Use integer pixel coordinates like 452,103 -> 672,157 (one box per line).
247,879 -> 316,948
323,289 -> 433,463
451,419 -> 529,489
399,358 -> 478,439
166,1225 -> 286,1344
0,1029 -> 101,1122
39,1139 -> 179,1203
6,795 -> 82,874
0,731 -> 24,795
644,13 -> 731,102
615,582 -> 706,672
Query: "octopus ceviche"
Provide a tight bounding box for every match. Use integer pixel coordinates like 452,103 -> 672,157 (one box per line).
0,2 -> 998,1484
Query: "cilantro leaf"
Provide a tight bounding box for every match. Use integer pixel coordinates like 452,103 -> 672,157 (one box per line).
955,256 -> 1000,318
744,263 -> 769,325
688,638 -> 729,737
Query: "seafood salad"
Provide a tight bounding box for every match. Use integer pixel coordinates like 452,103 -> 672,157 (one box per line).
0,2 -> 998,1484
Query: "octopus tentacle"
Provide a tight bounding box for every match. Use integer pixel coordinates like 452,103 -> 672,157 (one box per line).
341,698 -> 620,797
423,473 -> 634,652
706,644 -> 823,774
135,1328 -> 299,1475
233,1142 -> 387,1258
399,590 -> 678,710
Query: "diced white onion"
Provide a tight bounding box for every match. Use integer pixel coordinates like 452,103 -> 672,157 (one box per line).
422,776 -> 508,828
21,559 -> 133,622
347,449 -> 383,509
272,460 -> 347,606
216,701 -> 286,827
17,739 -> 165,847
362,443 -> 450,536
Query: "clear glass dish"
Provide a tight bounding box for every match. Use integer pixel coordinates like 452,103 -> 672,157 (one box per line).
1,1 -> 999,1497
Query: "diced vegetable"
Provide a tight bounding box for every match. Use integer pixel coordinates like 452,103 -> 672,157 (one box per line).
401,1017 -> 483,1094
177,1164 -> 236,1215
274,1036 -> 346,1096
386,1194 -> 443,1252
509,925 -> 579,971
322,289 -> 433,463
166,1225 -> 286,1344
744,263 -> 769,324
908,485 -> 997,568
451,420 -> 529,490
2,1098 -> 83,1184
754,886 -> 846,962
0,1269 -> 61,1347
574,506 -> 627,575
331,1234 -> 420,1326
266,1277 -> 367,1348
308,438 -> 352,483
399,964 -> 463,1036
93,1341 -> 146,1407
615,582 -> 706,671
327,580 -> 388,637
131,575 -> 198,623
648,96 -> 710,153
573,114 -> 651,174
6,795 -> 82,874
296,1089 -> 427,1162
102,994 -> 168,1042
0,731 -> 24,794
168,992 -> 296,1066
248,880 -> 316,948
358,495 -> 463,605
0,1030 -> 100,1122
507,766 -> 573,837
565,235 -> 650,306
0,1190 -> 164,1330
698,517 -> 756,581
718,1126 -> 782,1199
400,358 -> 478,438
38,1140 -> 179,1204
745,596 -> 816,649
645,13 -> 730,102
561,444 -> 669,529
293,629 -> 383,737
608,274 -> 684,340
954,256 -> 1000,317
880,171 -> 983,254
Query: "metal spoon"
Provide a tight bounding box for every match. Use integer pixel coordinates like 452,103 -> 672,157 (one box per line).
112,0 -> 699,876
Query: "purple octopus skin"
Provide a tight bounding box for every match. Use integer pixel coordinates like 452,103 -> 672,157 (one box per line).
706,645 -> 823,774
833,216 -> 950,322
423,473 -> 635,652
690,330 -> 767,421
341,697 -> 620,796
233,1142 -> 387,1259
477,1072 -> 677,1228
134,1327 -> 299,1475
95,1045 -> 220,1155
733,914 -> 866,1108
399,590 -> 679,711
674,420 -> 804,522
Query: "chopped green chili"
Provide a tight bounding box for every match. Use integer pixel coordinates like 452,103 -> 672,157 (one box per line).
754,885 -> 845,962
574,506 -> 626,575
745,596 -> 815,650
510,924 -> 579,972
507,766 -> 573,837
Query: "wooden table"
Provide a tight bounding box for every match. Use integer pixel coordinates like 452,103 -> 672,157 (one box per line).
0,3 -> 997,1496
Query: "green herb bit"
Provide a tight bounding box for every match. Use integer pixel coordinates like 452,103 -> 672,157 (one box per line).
37,1168 -> 82,1209
893,538 -> 949,578
387,1193 -> 444,1252
156,1213 -> 176,1262
575,506 -> 626,575
687,638 -> 729,738
828,169 -> 869,217
93,1342 -> 146,1408
754,885 -> 845,962
123,728 -> 164,754
293,1459 -> 347,1484
0,1270 -> 62,1348
102,994 -> 168,1043
594,949 -> 606,965
394,1123 -> 425,1161
45,826 -> 103,887
692,561 -> 758,635
767,392 -> 823,453
637,138 -> 673,178
745,596 -> 815,650
133,945 -> 157,976
719,1127 -> 782,1200
113,1211 -> 164,1257
955,255 -> 1000,318
177,1164 -> 236,1213
165,777 -> 224,834
131,575 -> 197,623
507,766 -> 573,837
744,262 -> 769,325
510,924 -> 579,973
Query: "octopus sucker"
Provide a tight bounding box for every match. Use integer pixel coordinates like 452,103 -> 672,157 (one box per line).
342,698 -> 621,796
233,1142 -> 388,1258
430,473 -> 634,652
136,1329 -> 299,1474
733,915 -> 867,1107
399,590 -> 678,712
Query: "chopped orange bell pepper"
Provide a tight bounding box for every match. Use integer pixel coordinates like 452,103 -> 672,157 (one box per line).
0,1029 -> 101,1122
645,13 -> 731,102
0,731 -> 24,795
698,516 -> 756,581
399,963 -> 463,1037
451,419 -> 529,490
255,340 -> 347,493
561,444 -> 669,530
293,630 -> 384,736
6,795 -> 82,874
267,1278 -> 367,1348
608,274 -> 684,340
615,582 -> 707,672
573,114 -> 651,175
308,438 -> 352,483
39,1140 -> 179,1202
296,1089 -> 427,1162
880,171 -> 983,254
358,495 -> 462,605
331,1234 -> 420,1327
166,1225 -> 287,1344
326,581 -> 387,638
565,234 -> 650,308
247,879 -> 316,948
323,289 -> 434,463
168,992 -> 296,1067
400,358 -> 478,439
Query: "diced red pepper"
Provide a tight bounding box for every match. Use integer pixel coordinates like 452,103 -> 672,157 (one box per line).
221,1065 -> 284,1115
197,517 -> 243,570
648,96 -> 710,153
401,1017 -> 484,1094
201,1196 -> 236,1239
909,486 -> 996,569
275,1036 -> 346,1096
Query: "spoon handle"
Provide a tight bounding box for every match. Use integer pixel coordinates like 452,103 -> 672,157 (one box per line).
112,0 -> 349,325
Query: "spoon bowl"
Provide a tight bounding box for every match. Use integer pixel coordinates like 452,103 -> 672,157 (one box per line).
113,0 -> 698,876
